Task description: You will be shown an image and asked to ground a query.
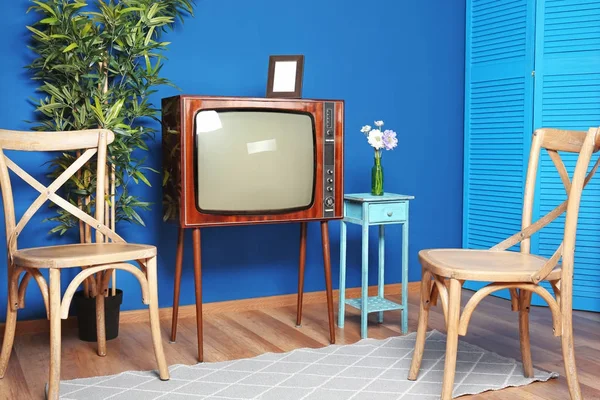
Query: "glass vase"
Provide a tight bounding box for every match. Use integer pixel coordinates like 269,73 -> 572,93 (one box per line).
371,151 -> 384,196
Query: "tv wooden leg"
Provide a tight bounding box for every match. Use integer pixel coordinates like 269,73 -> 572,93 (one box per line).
321,221 -> 336,344
192,228 -> 204,362
170,227 -> 185,343
296,222 -> 307,327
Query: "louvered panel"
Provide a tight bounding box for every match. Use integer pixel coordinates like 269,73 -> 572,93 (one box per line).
472,95 -> 526,103
538,151 -> 600,298
470,0 -> 528,64
534,0 -> 600,311
465,75 -> 528,249
543,0 -> 600,54
464,0 -> 534,258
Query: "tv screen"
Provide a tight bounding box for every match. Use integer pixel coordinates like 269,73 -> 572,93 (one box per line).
195,110 -> 315,213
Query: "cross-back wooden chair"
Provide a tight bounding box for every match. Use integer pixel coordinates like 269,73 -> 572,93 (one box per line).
0,129 -> 169,400
408,127 -> 600,400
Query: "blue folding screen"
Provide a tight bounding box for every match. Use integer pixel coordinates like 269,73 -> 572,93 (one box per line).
533,0 -> 600,311
463,0 -> 600,312
463,0 -> 535,251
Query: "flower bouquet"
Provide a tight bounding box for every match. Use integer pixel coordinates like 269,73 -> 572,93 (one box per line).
360,121 -> 398,195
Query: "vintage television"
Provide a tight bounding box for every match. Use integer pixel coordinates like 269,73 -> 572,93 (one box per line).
162,95 -> 344,227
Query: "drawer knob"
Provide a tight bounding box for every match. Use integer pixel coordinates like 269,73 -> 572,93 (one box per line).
387,211 -> 393,217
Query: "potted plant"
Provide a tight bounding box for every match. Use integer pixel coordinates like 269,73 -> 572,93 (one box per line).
26,0 -> 193,341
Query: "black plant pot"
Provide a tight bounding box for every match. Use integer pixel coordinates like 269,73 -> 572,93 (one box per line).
73,289 -> 123,342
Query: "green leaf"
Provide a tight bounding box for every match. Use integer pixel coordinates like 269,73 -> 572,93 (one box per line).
32,1 -> 57,17
81,22 -> 93,36
149,16 -> 174,26
134,170 -> 152,186
26,25 -> 50,40
40,17 -> 58,24
49,225 -> 65,234
92,96 -> 105,124
129,209 -> 146,226
71,2 -> 88,10
105,98 -> 125,124
147,3 -> 159,19
120,7 -> 143,15
144,54 -> 152,72
41,82 -> 65,99
144,26 -> 155,46
63,43 -> 79,53
37,102 -> 65,111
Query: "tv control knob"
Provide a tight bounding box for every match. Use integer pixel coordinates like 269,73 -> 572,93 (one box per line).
327,169 -> 333,175
325,197 -> 334,207
327,187 -> 333,192
327,178 -> 333,183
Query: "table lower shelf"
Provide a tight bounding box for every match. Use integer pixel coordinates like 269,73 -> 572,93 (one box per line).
345,296 -> 404,313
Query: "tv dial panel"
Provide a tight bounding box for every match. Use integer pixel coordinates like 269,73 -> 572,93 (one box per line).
323,102 -> 335,217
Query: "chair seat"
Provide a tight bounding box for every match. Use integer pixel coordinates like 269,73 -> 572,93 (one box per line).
419,249 -> 561,282
13,242 -> 156,269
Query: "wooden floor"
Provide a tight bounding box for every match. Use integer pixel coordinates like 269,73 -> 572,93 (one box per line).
0,288 -> 599,400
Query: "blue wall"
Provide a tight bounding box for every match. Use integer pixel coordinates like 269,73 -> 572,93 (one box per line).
0,0 -> 465,321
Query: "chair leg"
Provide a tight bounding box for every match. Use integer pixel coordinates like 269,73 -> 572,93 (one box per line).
408,270 -> 432,380
0,266 -> 22,378
0,301 -> 17,378
518,290 -> 533,378
47,269 -> 61,400
441,278 -> 462,400
561,305 -> 582,399
96,288 -> 107,357
146,256 -> 170,381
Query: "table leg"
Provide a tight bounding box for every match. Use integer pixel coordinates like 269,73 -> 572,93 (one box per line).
296,222 -> 307,327
402,220 -> 409,334
361,206 -> 369,339
338,219 -> 347,328
192,228 -> 203,362
170,227 -> 185,343
378,225 -> 385,324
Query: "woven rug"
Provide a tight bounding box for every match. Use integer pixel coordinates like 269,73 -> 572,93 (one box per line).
58,330 -> 558,399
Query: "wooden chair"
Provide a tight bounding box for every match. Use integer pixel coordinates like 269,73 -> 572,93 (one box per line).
408,127 -> 600,400
0,129 -> 169,400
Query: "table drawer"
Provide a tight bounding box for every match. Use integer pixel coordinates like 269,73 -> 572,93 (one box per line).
368,202 -> 407,223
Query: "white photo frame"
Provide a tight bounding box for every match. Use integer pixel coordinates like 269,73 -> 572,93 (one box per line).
266,55 -> 304,98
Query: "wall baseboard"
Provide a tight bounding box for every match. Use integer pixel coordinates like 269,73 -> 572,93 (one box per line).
0,282 -> 419,336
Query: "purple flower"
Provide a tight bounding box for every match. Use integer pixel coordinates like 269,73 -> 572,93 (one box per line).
382,129 -> 398,150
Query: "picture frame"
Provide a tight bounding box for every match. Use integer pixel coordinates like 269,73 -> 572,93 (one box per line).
266,55 -> 305,98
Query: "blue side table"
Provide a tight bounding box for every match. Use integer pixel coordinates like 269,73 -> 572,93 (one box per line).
338,193 -> 414,338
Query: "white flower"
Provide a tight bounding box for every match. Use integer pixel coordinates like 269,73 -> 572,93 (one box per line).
374,120 -> 384,127
360,125 -> 371,134
367,129 -> 384,149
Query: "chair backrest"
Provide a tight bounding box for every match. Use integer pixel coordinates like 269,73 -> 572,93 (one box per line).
492,127 -> 600,287
0,128 -> 124,258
